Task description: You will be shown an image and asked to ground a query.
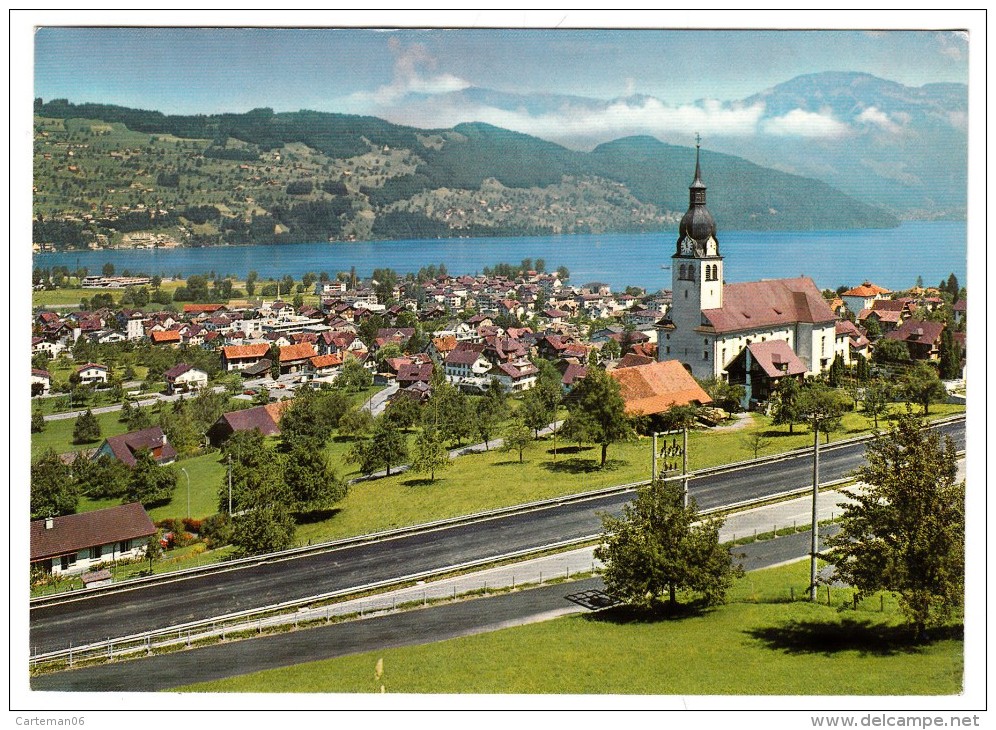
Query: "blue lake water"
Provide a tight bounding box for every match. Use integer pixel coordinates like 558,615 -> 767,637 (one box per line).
33,221 -> 966,294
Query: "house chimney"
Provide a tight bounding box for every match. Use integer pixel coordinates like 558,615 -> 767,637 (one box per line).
161,434 -> 167,446
45,517 -> 54,530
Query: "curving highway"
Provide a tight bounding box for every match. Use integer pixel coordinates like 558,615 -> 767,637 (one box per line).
28,419 -> 964,655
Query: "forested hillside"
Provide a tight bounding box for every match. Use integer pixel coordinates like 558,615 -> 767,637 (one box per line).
32,99 -> 897,250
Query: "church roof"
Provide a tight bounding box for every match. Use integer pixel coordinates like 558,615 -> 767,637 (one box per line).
701,277 -> 835,334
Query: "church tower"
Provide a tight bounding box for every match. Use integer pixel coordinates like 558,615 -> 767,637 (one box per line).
673,138 -> 722,311
658,139 -> 724,373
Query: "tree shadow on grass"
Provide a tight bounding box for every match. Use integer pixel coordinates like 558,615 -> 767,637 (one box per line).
540,457 -> 625,475
745,617 -> 963,657
401,477 -> 438,487
293,508 -> 342,524
584,601 -> 713,625
548,445 -> 593,456
492,459 -> 525,467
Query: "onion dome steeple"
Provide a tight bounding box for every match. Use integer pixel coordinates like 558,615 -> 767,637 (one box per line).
676,135 -> 718,256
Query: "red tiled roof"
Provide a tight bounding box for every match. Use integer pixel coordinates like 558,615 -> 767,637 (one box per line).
222,344 -> 271,360
608,360 -> 712,416
496,361 -> 538,379
31,503 -> 156,562
163,363 -> 197,380
432,336 -> 457,353
278,343 -> 318,362
702,277 -> 835,334
841,282 -> 891,297
76,363 -> 107,373
150,329 -> 182,343
215,401 -> 293,438
398,362 -> 434,382
183,304 -> 226,314
310,354 -> 343,369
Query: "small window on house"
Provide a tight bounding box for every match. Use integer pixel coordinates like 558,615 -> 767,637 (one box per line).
703,350 -> 709,360
665,346 -> 671,355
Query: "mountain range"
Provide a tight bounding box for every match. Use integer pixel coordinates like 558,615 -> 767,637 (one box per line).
32,72 -> 966,249
403,72 -> 967,219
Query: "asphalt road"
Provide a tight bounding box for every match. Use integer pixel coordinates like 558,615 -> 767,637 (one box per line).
31,530 -> 833,692
29,419 -> 964,656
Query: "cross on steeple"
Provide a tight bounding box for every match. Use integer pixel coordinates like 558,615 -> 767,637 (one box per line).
695,132 -> 701,148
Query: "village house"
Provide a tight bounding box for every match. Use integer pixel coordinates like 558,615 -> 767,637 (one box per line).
221,343 -> 272,372
840,282 -> 891,315
31,502 -> 156,576
884,319 -> 946,361
163,363 -> 209,395
492,360 -> 539,393
207,400 -> 293,445
149,329 -> 182,347
94,426 -> 177,467
278,342 -> 318,375
725,340 -> 808,409
75,363 -> 109,386
31,368 -> 52,396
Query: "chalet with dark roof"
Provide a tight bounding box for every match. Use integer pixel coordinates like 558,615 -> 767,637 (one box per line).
31,503 -> 156,576
208,400 -> 293,445
725,340 -> 807,408
95,426 -> 177,467
884,319 -> 945,361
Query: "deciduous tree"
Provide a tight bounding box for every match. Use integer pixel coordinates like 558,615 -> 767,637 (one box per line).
595,478 -> 741,612
72,408 -> 102,444
501,417 -> 532,464
409,423 -> 450,482
563,366 -> 632,467
31,449 -> 77,519
825,410 -> 963,640
898,362 -> 947,415
125,449 -> 178,507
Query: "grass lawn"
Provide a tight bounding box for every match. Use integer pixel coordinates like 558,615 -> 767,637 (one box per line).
290,402 -> 964,546
31,408 -> 144,460
174,559 -> 964,695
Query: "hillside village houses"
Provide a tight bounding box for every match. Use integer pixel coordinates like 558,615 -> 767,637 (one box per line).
31,149 -> 962,421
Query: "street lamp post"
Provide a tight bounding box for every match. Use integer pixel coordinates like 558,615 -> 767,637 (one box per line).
228,454 -> 233,516
180,467 -> 190,520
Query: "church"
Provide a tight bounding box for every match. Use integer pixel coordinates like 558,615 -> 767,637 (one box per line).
656,143 -> 837,403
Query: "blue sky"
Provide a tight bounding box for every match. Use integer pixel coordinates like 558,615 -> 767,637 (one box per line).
34,27 -> 968,113
33,26 -> 969,149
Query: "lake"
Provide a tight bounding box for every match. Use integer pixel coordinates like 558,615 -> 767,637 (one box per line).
33,221 -> 967,294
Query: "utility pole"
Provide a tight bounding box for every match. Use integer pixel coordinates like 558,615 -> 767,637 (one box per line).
810,414 -> 820,601
227,454 -> 233,516
682,425 -> 689,509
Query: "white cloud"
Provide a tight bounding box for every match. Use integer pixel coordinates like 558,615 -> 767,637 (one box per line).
343,38 -> 471,110
761,109 -> 850,138
856,106 -> 902,134
378,95 -> 768,144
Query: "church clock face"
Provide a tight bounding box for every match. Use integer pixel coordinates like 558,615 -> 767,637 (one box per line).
680,237 -> 694,256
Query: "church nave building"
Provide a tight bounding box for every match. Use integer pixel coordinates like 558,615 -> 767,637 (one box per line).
656,144 -> 837,404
